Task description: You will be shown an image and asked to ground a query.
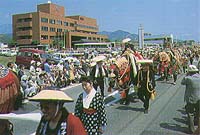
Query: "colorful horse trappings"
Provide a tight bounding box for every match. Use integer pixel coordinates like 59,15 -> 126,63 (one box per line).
0,64 -> 20,113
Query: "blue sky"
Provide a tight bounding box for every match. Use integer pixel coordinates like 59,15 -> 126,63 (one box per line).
0,0 -> 199,41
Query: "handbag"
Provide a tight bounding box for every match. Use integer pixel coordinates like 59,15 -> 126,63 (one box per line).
150,90 -> 156,100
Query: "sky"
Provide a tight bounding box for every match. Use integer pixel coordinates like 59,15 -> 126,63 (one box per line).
0,0 -> 199,41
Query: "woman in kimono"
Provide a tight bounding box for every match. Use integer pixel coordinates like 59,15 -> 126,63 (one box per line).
75,76 -> 107,135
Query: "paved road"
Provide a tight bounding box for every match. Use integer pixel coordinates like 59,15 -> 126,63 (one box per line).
8,73 -> 196,135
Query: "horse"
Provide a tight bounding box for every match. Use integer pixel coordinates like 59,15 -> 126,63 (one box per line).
153,48 -> 183,81
109,48 -> 141,104
0,64 -> 21,114
0,64 -> 22,134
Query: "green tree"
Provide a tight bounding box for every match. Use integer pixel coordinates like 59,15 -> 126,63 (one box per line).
8,39 -> 18,48
31,40 -> 40,45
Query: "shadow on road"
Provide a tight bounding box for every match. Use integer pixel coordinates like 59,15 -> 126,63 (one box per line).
115,105 -> 144,112
160,122 -> 188,134
173,117 -> 187,125
177,108 -> 187,115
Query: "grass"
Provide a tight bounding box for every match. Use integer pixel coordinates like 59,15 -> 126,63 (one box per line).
0,56 -> 16,67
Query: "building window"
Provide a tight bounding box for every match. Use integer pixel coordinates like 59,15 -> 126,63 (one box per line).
57,28 -> 62,32
41,26 -> 48,31
56,20 -> 62,25
70,23 -> 74,27
80,17 -> 84,20
41,35 -> 48,40
41,18 -> 48,23
64,29 -> 69,32
50,36 -> 55,40
17,18 -> 32,23
50,27 -> 56,32
18,27 -> 32,31
49,19 -> 55,24
64,22 -> 68,26
18,35 -> 32,39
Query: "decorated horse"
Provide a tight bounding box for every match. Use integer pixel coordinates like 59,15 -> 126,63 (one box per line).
0,64 -> 21,114
153,48 -> 183,81
108,47 -> 143,104
0,64 -> 22,134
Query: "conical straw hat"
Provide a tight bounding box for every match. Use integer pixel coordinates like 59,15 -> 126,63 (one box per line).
92,55 -> 106,62
29,90 -> 73,102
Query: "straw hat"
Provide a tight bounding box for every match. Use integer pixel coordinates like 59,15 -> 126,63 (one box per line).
92,55 -> 106,62
31,60 -> 35,64
188,65 -> 199,72
136,59 -> 153,64
29,90 -> 73,102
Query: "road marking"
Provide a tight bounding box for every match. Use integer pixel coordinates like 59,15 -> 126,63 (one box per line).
60,83 -> 81,91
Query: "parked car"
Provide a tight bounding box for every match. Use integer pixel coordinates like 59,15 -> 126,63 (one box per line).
0,48 -> 11,56
16,48 -> 45,68
10,50 -> 18,56
41,53 -> 60,65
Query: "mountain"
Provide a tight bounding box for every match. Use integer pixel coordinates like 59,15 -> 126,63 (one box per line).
0,24 -> 12,34
0,34 -> 12,43
99,30 -> 138,41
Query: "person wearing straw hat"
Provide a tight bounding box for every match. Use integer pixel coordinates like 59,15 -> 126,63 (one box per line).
181,65 -> 200,134
29,90 -> 87,135
134,59 -> 156,114
90,55 -> 108,97
75,76 -> 107,135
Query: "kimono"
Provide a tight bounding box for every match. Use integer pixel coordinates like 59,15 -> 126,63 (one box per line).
36,108 -> 87,135
75,89 -> 107,135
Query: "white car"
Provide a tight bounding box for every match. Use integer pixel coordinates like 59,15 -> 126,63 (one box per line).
0,48 -> 11,56
10,50 -> 18,56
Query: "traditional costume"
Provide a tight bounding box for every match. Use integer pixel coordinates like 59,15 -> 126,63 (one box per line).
134,59 -> 156,114
90,55 -> 108,97
75,88 -> 107,135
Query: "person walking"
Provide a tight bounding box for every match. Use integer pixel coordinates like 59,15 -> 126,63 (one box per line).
29,90 -> 87,135
75,76 -> 107,135
90,56 -> 108,97
134,59 -> 156,114
181,65 -> 200,134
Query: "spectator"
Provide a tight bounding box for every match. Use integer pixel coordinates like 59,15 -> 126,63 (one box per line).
181,65 -> 200,133
18,64 -> 25,81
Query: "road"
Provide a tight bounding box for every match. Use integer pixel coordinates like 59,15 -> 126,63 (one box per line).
9,73 -> 195,135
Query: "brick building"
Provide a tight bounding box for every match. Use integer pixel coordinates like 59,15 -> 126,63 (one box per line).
12,2 -> 108,49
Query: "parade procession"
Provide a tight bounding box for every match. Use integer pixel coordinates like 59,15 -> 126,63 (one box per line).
0,1 -> 200,135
